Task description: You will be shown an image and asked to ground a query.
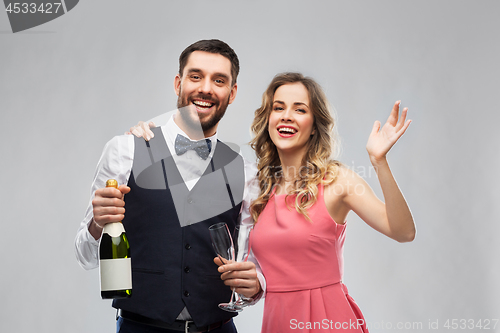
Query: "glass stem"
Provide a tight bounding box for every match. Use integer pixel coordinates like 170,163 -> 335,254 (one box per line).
229,288 -> 236,304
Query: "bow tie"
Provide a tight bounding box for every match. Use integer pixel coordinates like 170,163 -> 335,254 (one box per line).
174,134 -> 212,160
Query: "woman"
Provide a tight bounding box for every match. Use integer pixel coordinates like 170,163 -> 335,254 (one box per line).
247,72 -> 415,332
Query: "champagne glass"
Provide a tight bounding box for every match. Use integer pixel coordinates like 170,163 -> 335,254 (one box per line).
233,223 -> 254,308
208,222 -> 242,312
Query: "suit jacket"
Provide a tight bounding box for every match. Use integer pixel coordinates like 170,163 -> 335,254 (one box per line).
113,127 -> 245,326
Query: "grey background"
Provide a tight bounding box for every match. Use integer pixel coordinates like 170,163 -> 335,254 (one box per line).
1,1 -> 499,332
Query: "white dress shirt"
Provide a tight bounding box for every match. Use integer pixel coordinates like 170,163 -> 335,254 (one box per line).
74,115 -> 265,314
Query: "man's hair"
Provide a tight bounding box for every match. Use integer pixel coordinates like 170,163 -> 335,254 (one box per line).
179,39 -> 240,86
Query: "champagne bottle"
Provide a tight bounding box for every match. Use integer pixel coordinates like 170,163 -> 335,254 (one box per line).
99,179 -> 132,299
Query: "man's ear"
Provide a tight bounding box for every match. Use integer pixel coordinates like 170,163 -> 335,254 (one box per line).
228,82 -> 238,105
174,74 -> 181,96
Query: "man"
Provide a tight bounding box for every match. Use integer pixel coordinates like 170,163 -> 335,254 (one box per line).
75,39 -> 263,333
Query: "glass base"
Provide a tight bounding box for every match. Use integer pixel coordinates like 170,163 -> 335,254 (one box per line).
218,302 -> 244,312
234,299 -> 250,308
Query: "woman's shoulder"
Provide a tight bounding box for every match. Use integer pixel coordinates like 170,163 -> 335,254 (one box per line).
324,161 -> 355,181
324,163 -> 365,193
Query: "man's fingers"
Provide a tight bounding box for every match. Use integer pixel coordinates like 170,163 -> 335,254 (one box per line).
221,275 -> 260,298
93,195 -> 125,207
118,185 -> 131,195
213,257 -> 232,267
216,261 -> 260,298
95,186 -> 130,199
93,204 -> 125,222
94,205 -> 126,216
92,185 -> 129,228
219,262 -> 257,280
214,257 -> 224,267
223,278 -> 251,288
94,214 -> 126,225
95,187 -> 123,198
218,261 -> 253,272
93,204 -> 126,225
221,273 -> 256,285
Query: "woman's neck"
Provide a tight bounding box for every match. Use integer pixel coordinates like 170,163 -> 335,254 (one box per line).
277,149 -> 306,183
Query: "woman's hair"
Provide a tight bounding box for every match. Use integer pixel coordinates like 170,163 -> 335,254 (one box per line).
250,72 -> 342,222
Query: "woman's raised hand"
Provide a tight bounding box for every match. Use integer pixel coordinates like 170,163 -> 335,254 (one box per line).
366,101 -> 411,165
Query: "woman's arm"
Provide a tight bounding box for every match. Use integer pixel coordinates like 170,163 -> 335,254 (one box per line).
343,101 -> 415,242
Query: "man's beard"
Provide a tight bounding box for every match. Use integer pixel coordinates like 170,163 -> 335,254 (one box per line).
177,88 -> 230,133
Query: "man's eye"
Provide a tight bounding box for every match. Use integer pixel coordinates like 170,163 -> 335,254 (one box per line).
215,79 -> 225,84
191,75 -> 201,80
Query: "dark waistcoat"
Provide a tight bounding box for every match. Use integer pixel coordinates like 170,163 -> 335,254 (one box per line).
113,127 -> 245,327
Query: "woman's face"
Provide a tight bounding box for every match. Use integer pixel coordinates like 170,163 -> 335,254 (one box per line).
268,82 -> 315,158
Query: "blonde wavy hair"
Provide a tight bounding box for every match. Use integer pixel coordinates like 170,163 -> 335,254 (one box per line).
250,72 -> 342,222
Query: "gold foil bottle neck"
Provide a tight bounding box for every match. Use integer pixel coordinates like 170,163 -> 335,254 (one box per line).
106,179 -> 118,188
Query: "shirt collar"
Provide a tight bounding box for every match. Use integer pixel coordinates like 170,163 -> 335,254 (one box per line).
163,113 -> 218,152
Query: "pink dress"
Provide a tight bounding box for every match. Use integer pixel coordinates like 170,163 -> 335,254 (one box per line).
251,184 -> 368,333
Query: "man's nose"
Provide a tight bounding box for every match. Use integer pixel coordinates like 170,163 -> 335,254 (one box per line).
198,78 -> 213,95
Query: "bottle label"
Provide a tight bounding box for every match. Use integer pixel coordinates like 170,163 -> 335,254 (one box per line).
103,222 -> 125,237
100,258 -> 132,291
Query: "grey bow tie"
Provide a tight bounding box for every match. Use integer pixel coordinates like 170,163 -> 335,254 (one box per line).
174,134 -> 212,160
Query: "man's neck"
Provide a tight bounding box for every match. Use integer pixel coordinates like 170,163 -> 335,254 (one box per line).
173,111 -> 217,140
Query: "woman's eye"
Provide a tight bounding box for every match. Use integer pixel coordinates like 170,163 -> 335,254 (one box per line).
273,106 -> 284,111
297,109 -> 306,113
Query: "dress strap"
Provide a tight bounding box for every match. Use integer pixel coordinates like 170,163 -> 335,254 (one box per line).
269,184 -> 278,198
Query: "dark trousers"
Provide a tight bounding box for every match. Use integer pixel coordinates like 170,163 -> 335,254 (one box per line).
116,317 -> 237,333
